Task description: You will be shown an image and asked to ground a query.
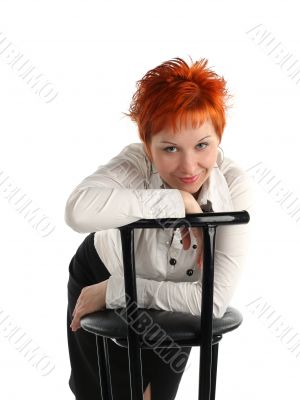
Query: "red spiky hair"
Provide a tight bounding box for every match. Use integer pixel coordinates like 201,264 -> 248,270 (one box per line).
123,56 -> 232,161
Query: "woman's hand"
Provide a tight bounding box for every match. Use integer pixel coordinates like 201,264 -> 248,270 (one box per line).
178,190 -> 204,269
70,280 -> 108,332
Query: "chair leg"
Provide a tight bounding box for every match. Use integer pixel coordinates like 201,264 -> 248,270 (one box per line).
126,338 -> 144,400
95,335 -> 114,400
198,341 -> 212,400
210,343 -> 219,400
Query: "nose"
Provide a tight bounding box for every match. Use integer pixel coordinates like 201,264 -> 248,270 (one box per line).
179,153 -> 203,176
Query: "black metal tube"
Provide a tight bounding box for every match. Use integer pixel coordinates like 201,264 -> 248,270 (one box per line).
198,225 -> 216,400
120,229 -> 144,400
96,335 -> 114,400
210,343 -> 219,400
119,210 -> 249,230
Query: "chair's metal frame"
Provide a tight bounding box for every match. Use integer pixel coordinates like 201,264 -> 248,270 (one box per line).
95,210 -> 250,400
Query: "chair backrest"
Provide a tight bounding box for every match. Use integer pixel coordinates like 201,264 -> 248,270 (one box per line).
118,210 -> 250,353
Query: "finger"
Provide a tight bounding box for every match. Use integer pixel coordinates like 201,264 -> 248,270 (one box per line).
70,318 -> 76,330
71,314 -> 81,331
72,292 -> 83,317
73,320 -> 81,331
70,321 -> 79,332
72,301 -> 80,317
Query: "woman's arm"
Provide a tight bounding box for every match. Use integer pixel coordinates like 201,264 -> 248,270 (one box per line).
105,170 -> 255,319
64,144 -> 186,232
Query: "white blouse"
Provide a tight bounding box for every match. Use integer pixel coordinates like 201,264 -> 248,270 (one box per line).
64,142 -> 255,318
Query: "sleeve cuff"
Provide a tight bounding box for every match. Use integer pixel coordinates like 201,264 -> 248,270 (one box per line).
133,189 -> 186,219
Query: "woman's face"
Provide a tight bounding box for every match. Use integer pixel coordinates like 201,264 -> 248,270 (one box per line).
148,118 -> 220,198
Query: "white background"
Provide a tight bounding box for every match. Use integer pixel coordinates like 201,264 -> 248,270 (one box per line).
0,1 -> 300,399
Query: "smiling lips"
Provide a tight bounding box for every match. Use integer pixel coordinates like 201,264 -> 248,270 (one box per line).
179,175 -> 199,183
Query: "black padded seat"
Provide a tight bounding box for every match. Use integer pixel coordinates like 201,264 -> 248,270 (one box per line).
80,306 -> 242,347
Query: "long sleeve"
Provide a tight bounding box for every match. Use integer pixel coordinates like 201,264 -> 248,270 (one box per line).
64,144 -> 185,232
105,170 -> 255,319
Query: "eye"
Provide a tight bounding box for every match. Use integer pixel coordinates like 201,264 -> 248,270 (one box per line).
163,143 -> 208,153
163,146 -> 177,153
197,143 -> 208,149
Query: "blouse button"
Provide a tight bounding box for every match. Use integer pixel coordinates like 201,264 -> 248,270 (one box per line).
192,244 -> 197,249
186,269 -> 194,276
169,258 -> 177,266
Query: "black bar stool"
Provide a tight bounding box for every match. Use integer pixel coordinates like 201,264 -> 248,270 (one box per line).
80,210 -> 250,400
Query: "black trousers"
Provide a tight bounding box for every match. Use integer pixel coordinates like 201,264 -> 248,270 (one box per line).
67,232 -> 192,400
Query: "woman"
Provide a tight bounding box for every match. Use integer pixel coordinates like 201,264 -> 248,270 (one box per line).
65,56 -> 254,400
